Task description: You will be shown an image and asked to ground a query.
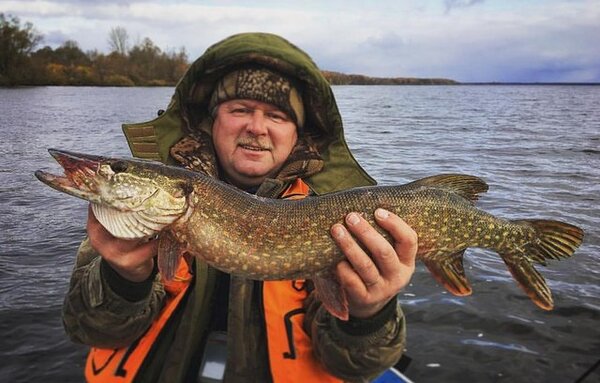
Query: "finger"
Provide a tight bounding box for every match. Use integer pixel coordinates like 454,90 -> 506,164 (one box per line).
336,260 -> 369,298
343,212 -> 398,283
374,208 -> 417,274
114,239 -> 158,268
88,203 -> 98,223
105,239 -> 158,282
331,220 -> 381,288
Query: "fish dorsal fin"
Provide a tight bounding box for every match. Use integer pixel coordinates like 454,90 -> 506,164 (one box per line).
407,174 -> 489,203
91,203 -> 174,239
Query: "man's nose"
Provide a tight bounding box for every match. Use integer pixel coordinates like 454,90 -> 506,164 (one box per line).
246,112 -> 268,135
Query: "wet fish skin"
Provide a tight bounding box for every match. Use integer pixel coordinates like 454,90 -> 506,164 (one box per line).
35,149 -> 584,320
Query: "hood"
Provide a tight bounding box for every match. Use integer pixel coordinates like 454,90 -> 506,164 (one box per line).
122,32 -> 375,194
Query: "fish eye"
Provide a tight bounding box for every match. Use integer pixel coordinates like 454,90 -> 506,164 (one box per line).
110,161 -> 128,173
179,182 -> 194,196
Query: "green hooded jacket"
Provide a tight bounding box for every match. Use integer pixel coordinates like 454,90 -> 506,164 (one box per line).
62,32 -> 406,383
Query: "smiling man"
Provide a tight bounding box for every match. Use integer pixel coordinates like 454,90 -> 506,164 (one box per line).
63,33 -> 416,383
209,68 -> 302,189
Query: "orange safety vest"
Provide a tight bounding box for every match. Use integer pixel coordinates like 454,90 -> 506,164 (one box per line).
264,179 -> 343,383
263,280 -> 343,383
85,178 -> 342,383
85,258 -> 192,382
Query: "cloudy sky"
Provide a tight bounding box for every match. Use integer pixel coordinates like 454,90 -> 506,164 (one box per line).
2,0 -> 599,82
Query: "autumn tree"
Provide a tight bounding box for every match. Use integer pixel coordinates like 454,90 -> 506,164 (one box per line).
0,13 -> 43,85
2,18 -> 190,86
128,37 -> 170,85
54,40 -> 90,66
163,46 -> 189,84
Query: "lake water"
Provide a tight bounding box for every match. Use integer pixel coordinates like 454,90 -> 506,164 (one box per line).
1,85 -> 599,382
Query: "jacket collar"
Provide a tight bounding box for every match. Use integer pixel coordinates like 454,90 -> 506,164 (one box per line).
122,33 -> 376,195
169,130 -> 323,198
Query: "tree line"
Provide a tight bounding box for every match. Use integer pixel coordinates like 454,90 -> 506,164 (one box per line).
0,14 -> 188,86
322,71 -> 457,85
1,13 -> 457,87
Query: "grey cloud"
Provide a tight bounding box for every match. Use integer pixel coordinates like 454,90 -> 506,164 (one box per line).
444,0 -> 485,13
364,32 -> 407,50
7,0 -> 599,83
50,0 -> 135,3
39,29 -> 71,47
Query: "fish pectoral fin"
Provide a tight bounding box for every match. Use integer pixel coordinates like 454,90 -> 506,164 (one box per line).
158,230 -> 184,281
313,269 -> 349,321
423,250 -> 472,296
501,254 -> 553,310
91,203 -> 164,239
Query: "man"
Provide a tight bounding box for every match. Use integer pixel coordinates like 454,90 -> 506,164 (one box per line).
64,33 -> 416,382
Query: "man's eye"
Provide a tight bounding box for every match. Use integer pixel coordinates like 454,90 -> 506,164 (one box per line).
268,113 -> 288,123
231,108 -> 251,115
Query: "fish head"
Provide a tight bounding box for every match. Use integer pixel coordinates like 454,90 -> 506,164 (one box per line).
35,149 -> 193,239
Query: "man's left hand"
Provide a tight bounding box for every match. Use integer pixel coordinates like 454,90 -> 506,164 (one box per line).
330,209 -> 417,319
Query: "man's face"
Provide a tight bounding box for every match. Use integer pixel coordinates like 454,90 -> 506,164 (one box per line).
212,99 -> 298,189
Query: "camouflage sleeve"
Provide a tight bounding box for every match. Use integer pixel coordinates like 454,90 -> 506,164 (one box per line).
62,237 -> 166,348
304,292 -> 406,382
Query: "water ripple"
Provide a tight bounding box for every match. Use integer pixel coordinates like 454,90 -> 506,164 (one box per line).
1,85 -> 599,382
461,339 -> 539,355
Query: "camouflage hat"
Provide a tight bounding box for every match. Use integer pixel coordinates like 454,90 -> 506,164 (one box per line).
209,67 -> 305,127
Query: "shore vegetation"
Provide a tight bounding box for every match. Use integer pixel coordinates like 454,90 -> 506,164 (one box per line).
1,13 -> 456,87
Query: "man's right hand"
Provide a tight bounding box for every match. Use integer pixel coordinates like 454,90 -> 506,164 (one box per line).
86,204 -> 158,282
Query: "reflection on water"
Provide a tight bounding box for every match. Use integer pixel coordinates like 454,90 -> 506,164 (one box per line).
461,339 -> 539,355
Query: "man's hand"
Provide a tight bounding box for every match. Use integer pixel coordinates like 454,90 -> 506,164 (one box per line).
86,205 -> 158,282
330,208 -> 417,319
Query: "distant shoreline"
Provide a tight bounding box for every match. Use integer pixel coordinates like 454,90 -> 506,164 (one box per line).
3,82 -> 600,88
321,70 -> 458,85
331,82 -> 600,86
459,82 -> 600,86
321,71 -> 600,86
3,75 -> 600,88
3,64 -> 599,87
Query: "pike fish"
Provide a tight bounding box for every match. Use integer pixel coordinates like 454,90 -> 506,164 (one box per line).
35,149 -> 584,320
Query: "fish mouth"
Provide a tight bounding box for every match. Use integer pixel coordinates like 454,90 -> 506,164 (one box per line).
35,149 -> 105,200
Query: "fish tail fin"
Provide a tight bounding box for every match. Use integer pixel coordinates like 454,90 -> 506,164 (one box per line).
501,219 -> 584,310
517,219 -> 584,262
423,250 -> 472,296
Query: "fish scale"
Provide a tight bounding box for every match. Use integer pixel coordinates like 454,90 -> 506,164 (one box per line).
35,149 -> 585,320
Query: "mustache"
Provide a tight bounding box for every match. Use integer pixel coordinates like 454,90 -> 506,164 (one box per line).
237,137 -> 272,150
